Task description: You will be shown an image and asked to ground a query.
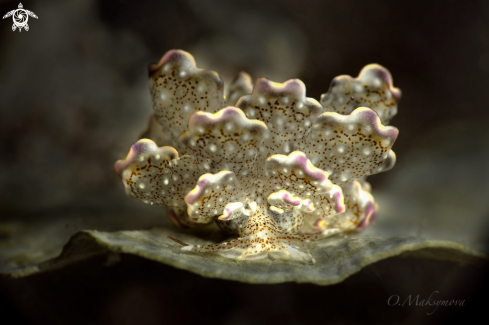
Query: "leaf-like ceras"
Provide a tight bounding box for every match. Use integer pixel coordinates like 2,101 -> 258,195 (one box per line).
320,64 -> 401,125
148,50 -> 225,154
179,106 -> 268,225
305,107 -> 398,185
301,107 -> 398,232
264,151 -> 345,234
236,78 -> 323,178
144,50 -> 228,226
179,107 -> 268,181
114,139 -> 201,208
184,170 -> 246,224
300,180 -> 376,234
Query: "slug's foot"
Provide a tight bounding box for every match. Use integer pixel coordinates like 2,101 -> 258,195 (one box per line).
179,227 -> 343,263
181,234 -> 313,262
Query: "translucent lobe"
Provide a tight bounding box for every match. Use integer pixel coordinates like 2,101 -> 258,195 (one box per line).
264,151 -> 345,235
184,171 -> 247,224
149,50 -> 225,153
179,107 -> 268,179
226,72 -> 253,106
236,78 -> 323,169
337,180 -> 378,230
305,107 -> 398,185
303,181 -> 376,233
320,64 -> 401,125
268,190 -> 314,213
305,184 -> 346,224
114,139 -> 200,207
264,151 -> 345,215
267,190 -> 312,234
220,202 -> 246,221
114,139 -> 178,175
265,151 -> 334,195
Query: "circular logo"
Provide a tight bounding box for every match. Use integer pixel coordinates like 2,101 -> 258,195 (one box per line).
13,9 -> 28,29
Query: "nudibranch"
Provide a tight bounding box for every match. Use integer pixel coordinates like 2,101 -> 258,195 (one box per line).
115,50 -> 401,262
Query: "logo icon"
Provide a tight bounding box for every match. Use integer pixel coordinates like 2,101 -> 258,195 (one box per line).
3,3 -> 38,32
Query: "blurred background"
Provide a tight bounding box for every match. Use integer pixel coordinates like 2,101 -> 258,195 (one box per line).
1,0 -> 488,324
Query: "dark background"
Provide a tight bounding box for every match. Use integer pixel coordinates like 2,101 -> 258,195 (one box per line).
1,0 -> 488,324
